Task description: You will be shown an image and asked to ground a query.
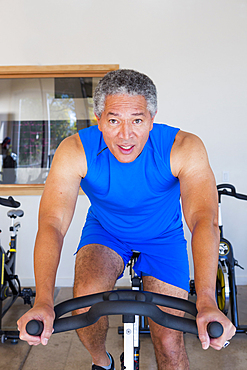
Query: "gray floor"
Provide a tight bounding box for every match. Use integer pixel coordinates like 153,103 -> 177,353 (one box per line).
0,286 -> 247,370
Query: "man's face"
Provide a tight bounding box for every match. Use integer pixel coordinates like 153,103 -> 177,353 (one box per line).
96,95 -> 155,163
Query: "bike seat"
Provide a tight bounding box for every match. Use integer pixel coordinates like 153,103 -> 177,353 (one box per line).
7,209 -> 24,218
131,250 -> 141,258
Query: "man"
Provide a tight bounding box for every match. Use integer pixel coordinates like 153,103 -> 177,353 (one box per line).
18,69 -> 235,370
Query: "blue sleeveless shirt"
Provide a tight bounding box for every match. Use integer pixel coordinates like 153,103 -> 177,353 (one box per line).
79,123 -> 185,244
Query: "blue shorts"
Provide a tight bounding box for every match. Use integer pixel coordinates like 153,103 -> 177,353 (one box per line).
76,211 -> 190,291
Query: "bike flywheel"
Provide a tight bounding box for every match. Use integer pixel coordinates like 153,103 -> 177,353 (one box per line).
216,261 -> 230,315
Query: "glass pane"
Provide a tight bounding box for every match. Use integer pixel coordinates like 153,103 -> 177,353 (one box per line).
0,77 -> 100,184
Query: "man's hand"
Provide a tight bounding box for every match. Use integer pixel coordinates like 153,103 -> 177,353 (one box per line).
17,302 -> 55,346
196,302 -> 236,350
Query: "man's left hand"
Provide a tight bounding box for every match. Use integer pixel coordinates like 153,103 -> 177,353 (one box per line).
196,304 -> 236,350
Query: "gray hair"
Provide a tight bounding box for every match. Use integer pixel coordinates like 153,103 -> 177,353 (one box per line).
93,69 -> 157,118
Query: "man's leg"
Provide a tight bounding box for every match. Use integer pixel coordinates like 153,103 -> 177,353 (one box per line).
142,276 -> 190,370
73,244 -> 124,367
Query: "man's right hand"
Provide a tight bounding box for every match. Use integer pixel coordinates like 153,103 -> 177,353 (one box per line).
17,302 -> 55,346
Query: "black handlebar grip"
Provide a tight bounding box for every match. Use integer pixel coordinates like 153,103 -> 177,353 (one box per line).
0,196 -> 20,208
207,321 -> 223,338
26,320 -> 44,336
8,196 -> 21,208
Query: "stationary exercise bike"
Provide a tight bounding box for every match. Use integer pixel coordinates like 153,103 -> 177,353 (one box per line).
0,196 -> 35,343
216,183 -> 247,334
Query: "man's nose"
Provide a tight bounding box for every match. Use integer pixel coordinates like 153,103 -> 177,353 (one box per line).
119,122 -> 133,140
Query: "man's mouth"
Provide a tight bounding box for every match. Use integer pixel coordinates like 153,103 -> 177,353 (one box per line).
118,145 -> 135,154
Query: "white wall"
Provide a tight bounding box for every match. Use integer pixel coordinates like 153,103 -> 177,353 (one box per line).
0,0 -> 247,286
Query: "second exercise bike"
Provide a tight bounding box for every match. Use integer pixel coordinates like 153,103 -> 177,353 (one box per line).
0,196 -> 35,343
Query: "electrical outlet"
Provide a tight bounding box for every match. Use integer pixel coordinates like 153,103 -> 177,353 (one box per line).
223,171 -> 229,182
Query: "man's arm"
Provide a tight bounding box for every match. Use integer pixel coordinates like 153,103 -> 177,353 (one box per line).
17,133 -> 87,345
171,130 -> 236,350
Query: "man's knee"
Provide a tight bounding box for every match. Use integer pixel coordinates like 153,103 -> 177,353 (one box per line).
73,244 -> 124,297
151,324 -> 184,351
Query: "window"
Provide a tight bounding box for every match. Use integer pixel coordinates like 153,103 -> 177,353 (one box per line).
0,65 -> 119,194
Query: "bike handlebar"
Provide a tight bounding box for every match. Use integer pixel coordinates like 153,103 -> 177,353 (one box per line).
0,196 -> 20,208
217,183 -> 247,203
26,290 -> 223,339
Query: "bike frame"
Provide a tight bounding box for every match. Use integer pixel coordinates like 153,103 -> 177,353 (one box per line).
118,252 -> 150,369
217,183 -> 247,334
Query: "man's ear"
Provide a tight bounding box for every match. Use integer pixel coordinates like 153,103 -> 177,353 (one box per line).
150,111 -> 157,131
95,114 -> 102,131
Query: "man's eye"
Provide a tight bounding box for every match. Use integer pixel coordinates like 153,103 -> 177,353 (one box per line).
134,119 -> 142,124
109,119 -> 118,124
